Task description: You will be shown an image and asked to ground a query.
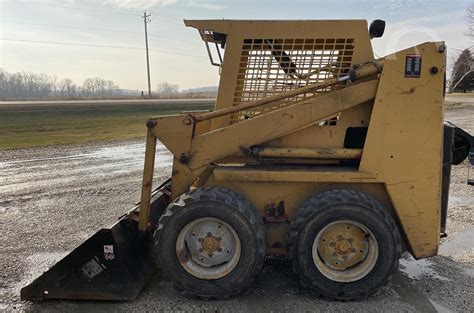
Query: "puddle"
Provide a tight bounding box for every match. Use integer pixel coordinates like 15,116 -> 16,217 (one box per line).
0,143 -> 147,165
399,255 -> 450,281
0,142 -> 172,171
90,143 -> 173,174
0,142 -> 173,189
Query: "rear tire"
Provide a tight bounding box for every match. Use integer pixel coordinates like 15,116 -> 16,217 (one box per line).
288,189 -> 401,300
154,187 -> 266,299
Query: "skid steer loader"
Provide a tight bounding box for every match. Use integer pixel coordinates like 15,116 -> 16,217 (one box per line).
22,19 -> 474,301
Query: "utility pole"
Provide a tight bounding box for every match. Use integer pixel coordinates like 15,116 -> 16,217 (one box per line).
142,10 -> 152,97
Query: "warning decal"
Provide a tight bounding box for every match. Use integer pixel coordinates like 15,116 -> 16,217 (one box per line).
405,55 -> 422,78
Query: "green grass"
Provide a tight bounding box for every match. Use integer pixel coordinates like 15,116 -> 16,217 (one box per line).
0,100 -> 214,150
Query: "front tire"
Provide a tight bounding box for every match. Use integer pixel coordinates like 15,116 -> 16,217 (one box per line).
155,187 -> 266,299
288,189 -> 401,300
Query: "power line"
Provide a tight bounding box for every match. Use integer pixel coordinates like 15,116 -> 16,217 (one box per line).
58,0 -> 183,23
0,20 -> 201,46
61,1 -> 142,13
70,0 -> 183,23
0,38 -> 206,59
16,1 -> 138,16
1,20 -> 142,34
1,38 -> 144,50
15,1 -> 183,25
149,48 -> 205,58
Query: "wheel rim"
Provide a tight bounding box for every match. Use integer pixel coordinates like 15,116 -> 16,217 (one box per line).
312,220 -> 379,283
176,217 -> 241,280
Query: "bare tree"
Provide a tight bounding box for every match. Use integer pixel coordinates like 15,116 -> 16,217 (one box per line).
83,77 -> 118,97
83,78 -> 97,96
6,72 -> 24,97
59,78 -> 77,98
156,82 -> 179,94
0,70 -> 54,98
0,69 -> 120,99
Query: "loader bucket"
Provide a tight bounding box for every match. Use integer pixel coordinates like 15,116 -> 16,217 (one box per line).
21,217 -> 157,301
21,179 -> 171,301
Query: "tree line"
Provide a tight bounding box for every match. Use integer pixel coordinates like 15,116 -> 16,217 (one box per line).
0,69 -> 119,99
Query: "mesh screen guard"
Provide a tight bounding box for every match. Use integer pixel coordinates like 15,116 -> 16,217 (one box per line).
231,38 -> 355,123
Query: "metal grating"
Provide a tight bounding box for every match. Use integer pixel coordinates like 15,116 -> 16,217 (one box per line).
231,38 -> 355,123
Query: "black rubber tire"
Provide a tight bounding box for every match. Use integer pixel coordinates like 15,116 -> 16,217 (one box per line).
154,187 -> 266,300
148,179 -> 172,227
288,189 -> 402,301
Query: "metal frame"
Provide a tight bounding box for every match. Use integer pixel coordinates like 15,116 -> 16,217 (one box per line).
138,20 -> 446,260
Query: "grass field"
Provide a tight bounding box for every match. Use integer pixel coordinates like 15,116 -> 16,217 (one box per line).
1,95 -> 470,150
0,100 -> 214,150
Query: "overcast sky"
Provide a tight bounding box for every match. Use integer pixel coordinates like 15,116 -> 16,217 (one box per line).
0,0 -> 472,91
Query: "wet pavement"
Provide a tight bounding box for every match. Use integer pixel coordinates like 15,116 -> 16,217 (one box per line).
0,101 -> 473,312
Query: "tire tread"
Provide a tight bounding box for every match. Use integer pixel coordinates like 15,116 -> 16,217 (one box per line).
287,189 -> 402,301
155,187 -> 265,300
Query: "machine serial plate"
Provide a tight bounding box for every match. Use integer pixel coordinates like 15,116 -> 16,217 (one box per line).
405,55 -> 422,78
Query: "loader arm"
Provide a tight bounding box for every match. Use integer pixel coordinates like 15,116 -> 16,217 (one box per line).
141,66 -> 380,210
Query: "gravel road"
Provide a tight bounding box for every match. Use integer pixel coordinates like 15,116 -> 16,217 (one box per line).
0,100 -> 473,312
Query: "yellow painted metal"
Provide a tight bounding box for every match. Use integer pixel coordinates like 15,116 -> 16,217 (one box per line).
170,158 -> 195,201
137,19 -> 447,261
138,129 -> 157,232
189,80 -> 378,171
182,110 -> 213,136
200,179 -> 394,255
264,100 -> 374,149
193,62 -> 381,123
249,147 -> 363,159
149,115 -> 193,157
184,19 -> 375,129
213,166 -> 380,183
359,42 -> 446,258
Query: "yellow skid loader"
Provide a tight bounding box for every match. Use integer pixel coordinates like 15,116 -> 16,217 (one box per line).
21,19 -> 473,301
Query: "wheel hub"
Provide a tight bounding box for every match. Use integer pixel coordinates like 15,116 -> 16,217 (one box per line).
176,217 -> 241,280
202,235 -> 220,253
334,239 -> 351,255
312,220 -> 378,282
